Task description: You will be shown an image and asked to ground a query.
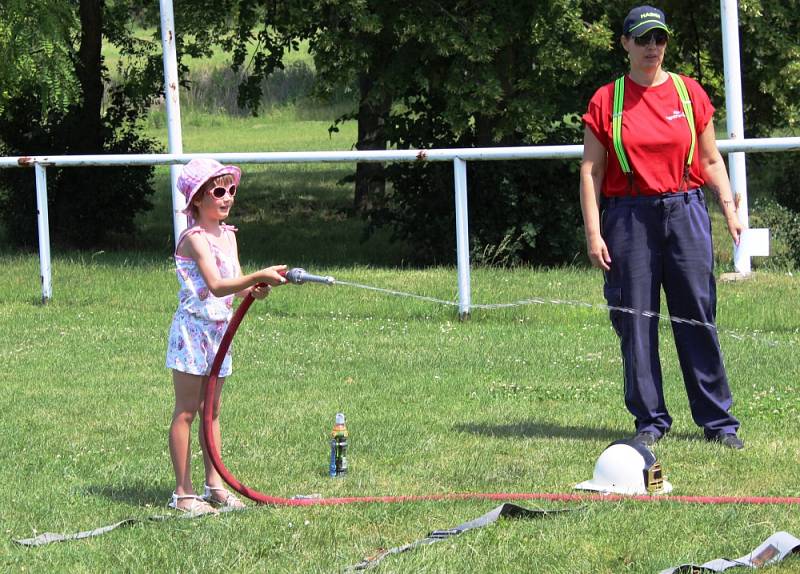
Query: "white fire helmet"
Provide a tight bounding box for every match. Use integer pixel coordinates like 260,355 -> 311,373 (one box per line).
575,439 -> 672,495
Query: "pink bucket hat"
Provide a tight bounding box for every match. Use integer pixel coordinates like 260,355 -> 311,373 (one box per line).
177,158 -> 241,214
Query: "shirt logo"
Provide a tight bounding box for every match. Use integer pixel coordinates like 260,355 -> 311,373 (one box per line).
666,109 -> 686,121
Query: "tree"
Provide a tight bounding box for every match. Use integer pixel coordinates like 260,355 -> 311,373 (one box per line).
358,0 -> 800,264
0,0 -> 162,248
181,1 -> 396,212
5,0 -> 795,259
358,1 -> 614,264
311,2 -> 395,212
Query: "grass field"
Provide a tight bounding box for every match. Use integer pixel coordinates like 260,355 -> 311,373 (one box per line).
2,254 -> 799,573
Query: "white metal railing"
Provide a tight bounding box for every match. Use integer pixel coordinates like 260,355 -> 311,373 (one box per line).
2,136 -> 800,313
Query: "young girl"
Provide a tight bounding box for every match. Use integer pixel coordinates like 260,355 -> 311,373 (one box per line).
165,158 -> 286,514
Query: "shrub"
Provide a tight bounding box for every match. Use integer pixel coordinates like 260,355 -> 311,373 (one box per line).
752,197 -> 800,270
0,91 -> 158,249
748,152 -> 800,213
372,158 -> 583,267
368,112 -> 585,267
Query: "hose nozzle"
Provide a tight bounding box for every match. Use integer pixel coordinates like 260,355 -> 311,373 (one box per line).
283,268 -> 335,286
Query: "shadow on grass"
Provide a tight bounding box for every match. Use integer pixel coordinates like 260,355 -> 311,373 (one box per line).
457,421 -> 730,446
455,421 -> 626,442
87,483 -> 173,507
656,430 -> 716,443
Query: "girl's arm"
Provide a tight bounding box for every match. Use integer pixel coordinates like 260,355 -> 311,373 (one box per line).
579,126 -> 611,271
698,118 -> 742,245
184,233 -> 286,297
228,232 -> 263,298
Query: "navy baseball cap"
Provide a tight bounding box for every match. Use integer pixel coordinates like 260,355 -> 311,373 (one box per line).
623,6 -> 671,37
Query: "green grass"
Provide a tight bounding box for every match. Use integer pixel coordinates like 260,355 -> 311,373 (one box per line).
143,106 -> 357,150
1,254 -> 799,572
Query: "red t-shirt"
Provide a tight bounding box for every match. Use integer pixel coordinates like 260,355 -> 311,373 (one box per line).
583,74 -> 714,197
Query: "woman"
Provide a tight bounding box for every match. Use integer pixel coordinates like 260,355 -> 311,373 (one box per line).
579,5 -> 744,449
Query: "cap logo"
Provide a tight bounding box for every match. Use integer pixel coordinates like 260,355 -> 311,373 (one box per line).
640,12 -> 661,19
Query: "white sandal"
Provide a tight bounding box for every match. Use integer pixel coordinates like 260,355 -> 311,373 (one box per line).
203,484 -> 246,510
168,492 -> 219,515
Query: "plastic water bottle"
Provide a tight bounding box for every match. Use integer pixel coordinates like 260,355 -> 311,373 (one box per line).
329,413 -> 348,477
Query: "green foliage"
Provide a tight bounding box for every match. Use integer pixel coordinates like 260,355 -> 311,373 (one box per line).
747,152 -> 800,212
660,0 -> 800,135
747,152 -> 800,269
177,61 -> 324,115
752,198 -> 800,270
0,0 -> 168,249
353,2 -> 610,265
374,138 -> 585,266
357,0 -> 800,265
0,0 -> 79,115
766,157 -> 800,215
174,0 -> 315,115
173,0 -> 799,266
0,91 -> 159,249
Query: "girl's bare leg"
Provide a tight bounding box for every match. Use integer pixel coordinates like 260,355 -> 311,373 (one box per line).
169,370 -> 204,510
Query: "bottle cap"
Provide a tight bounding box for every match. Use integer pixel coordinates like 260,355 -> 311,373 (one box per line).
335,412 -> 346,425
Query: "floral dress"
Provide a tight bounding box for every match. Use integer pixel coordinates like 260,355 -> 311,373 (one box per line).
166,225 -> 239,377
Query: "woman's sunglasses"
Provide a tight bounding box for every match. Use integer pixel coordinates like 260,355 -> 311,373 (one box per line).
209,184 -> 237,199
633,30 -> 668,46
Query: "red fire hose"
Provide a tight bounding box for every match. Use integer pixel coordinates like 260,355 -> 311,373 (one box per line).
202,291 -> 800,507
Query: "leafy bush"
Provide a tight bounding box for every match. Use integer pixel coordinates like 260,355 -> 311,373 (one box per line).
0,91 -> 159,249
747,153 -> 800,270
751,198 -> 800,270
372,157 -> 584,267
367,116 -> 585,267
748,152 -> 800,214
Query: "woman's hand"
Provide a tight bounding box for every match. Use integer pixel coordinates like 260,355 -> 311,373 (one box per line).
587,234 -> 612,271
724,210 -> 743,246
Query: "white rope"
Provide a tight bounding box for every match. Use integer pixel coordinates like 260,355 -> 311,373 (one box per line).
334,280 -> 793,347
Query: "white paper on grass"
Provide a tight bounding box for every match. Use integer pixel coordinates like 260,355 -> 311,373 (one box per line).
734,228 -> 770,273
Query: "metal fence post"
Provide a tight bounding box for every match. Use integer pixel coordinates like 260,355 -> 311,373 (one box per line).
721,0 -> 751,274
159,0 -> 187,246
453,158 -> 471,319
34,163 -> 52,303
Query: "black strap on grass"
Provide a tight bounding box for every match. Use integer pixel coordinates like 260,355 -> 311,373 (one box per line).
344,502 -> 578,571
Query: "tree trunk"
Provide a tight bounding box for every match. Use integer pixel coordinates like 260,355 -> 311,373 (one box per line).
354,72 -> 390,213
56,0 -> 104,233
73,0 -> 104,152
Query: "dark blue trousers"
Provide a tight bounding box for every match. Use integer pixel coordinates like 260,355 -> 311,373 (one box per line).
601,189 -> 739,439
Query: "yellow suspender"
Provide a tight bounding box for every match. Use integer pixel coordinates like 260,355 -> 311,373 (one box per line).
611,73 -> 696,184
